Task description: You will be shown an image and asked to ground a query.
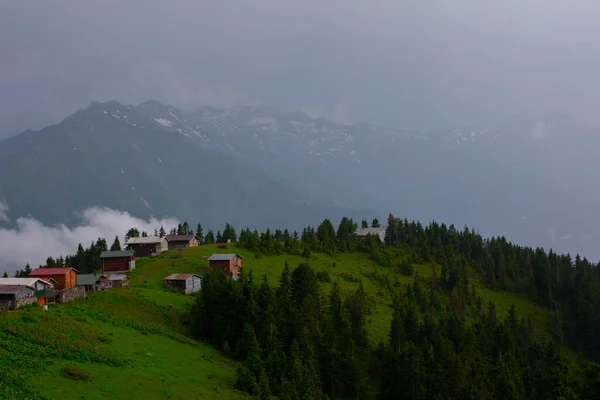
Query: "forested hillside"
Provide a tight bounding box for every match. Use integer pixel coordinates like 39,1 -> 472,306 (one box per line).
4,214 -> 600,399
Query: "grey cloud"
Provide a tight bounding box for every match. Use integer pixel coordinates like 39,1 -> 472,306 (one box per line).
2,0 -> 600,135
0,207 -> 179,276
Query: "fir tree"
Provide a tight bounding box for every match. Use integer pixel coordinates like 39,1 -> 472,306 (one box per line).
110,236 -> 122,251
2,271 -> 7,278
196,223 -> 204,244
205,230 -> 215,244
159,226 -> 166,237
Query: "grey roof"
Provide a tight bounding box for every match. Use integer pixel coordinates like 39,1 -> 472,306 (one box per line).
0,278 -> 51,289
106,273 -> 127,281
77,274 -> 101,286
126,237 -> 164,245
165,235 -> 198,242
0,285 -> 34,295
207,253 -> 243,261
100,250 -> 135,259
164,273 -> 201,280
354,227 -> 386,237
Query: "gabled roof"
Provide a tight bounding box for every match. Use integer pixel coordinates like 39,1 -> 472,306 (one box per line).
208,253 -> 243,261
164,273 -> 201,280
165,235 -> 199,242
106,273 -> 127,281
0,285 -> 34,295
0,278 -> 51,289
100,250 -> 135,259
77,274 -> 102,286
30,267 -> 78,276
126,237 -> 164,245
354,227 -> 387,237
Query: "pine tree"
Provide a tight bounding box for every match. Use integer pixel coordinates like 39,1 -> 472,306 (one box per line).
2,271 -> 7,278
154,228 -> 158,237
23,263 -> 32,277
141,231 -> 148,237
205,230 -> 215,244
110,235 -> 122,251
361,220 -> 368,229
196,223 -> 204,244
216,230 -> 223,243
372,218 -> 381,228
76,244 -> 86,270
159,226 -> 166,237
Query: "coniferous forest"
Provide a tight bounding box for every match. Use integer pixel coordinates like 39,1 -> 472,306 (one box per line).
190,214 -> 600,399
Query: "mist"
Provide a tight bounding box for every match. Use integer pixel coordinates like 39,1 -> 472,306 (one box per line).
0,204 -> 179,276
2,0 -> 600,136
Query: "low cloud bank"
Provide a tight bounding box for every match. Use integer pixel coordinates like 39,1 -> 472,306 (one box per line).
0,206 -> 179,276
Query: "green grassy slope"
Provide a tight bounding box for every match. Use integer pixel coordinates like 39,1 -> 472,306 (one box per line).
1,244 -> 554,399
0,287 -> 248,400
130,244 -> 552,344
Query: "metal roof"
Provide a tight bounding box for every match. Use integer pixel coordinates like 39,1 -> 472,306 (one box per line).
164,273 -> 201,280
106,273 -> 127,281
0,278 -> 51,289
0,285 -> 34,295
165,235 -> 197,242
126,237 -> 164,245
77,274 -> 102,286
207,253 -> 243,261
100,250 -> 135,259
30,267 -> 77,276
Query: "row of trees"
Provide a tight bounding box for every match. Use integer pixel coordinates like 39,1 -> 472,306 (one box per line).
188,261 -> 597,399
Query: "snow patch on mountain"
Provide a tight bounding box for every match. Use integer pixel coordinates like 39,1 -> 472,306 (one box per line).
153,118 -> 173,127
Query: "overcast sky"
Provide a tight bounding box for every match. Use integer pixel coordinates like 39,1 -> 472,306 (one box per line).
1,0 -> 600,136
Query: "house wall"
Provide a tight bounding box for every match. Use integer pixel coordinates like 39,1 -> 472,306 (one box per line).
59,287 -> 86,303
129,244 -> 158,258
103,257 -> 133,272
49,271 -> 76,290
188,276 -> 202,293
209,260 -> 233,274
165,279 -> 186,293
190,238 -> 199,247
168,241 -> 190,251
0,289 -> 36,310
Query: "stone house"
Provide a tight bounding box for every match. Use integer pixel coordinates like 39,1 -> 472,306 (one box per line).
164,273 -> 202,294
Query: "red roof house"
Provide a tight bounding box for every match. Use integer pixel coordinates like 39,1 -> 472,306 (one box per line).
29,268 -> 78,290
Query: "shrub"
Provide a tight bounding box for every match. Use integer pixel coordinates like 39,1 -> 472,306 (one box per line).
399,262 -> 414,276
316,271 -> 331,283
217,244 -> 228,249
63,366 -> 93,381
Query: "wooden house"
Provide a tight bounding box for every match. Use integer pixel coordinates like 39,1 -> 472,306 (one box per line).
125,236 -> 168,257
76,274 -> 105,292
98,275 -> 113,289
207,253 -> 243,278
29,268 -> 78,290
0,285 -> 37,310
165,235 -> 200,251
100,250 -> 136,273
105,273 -> 128,287
164,273 -> 202,294
353,227 -> 386,242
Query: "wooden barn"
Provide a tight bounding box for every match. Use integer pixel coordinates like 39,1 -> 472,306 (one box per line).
164,273 -> 202,294
207,253 -> 243,278
100,250 -> 136,273
0,285 -> 37,310
125,236 -> 168,257
165,235 -> 200,251
105,273 -> 128,287
353,227 -> 386,242
76,274 -> 105,292
29,268 -> 78,290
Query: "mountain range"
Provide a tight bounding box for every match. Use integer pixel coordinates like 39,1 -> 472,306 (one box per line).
0,100 -> 598,259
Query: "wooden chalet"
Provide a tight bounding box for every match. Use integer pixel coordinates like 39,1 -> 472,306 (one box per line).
207,253 -> 243,278
100,250 -> 136,273
76,274 -> 105,292
104,273 -> 128,287
165,235 -> 200,251
164,273 -> 202,294
353,227 -> 386,242
125,236 -> 168,257
29,268 -> 78,290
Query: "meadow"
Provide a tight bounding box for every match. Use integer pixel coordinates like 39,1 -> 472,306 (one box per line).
0,243 -> 553,399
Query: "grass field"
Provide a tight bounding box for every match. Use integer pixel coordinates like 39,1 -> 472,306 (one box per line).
0,243 -> 554,399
